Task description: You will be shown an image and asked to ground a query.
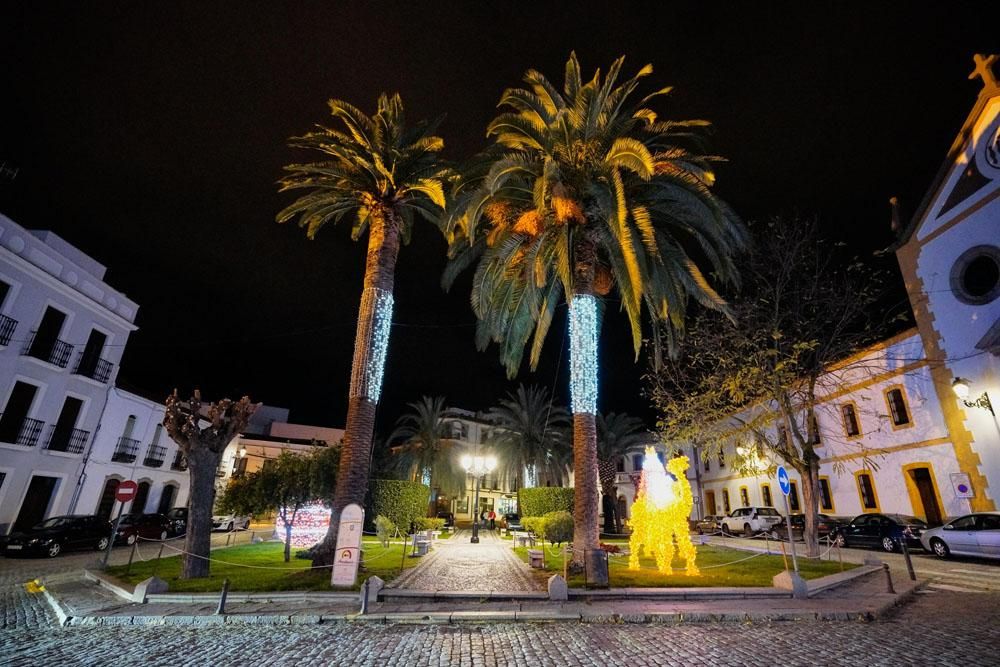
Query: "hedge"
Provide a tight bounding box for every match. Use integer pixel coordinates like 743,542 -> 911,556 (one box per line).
517,487 -> 574,517
367,479 -> 430,533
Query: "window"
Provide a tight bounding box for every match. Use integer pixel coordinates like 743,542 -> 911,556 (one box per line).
704,457 -> 711,472
885,387 -> 911,427
951,515 -> 976,530
979,515 -> 1000,530
855,471 -> 879,511
722,489 -> 731,513
788,481 -> 800,512
632,455 -> 643,471
739,486 -> 750,507
841,403 -> 861,438
818,477 -> 834,512
950,245 -> 1000,305
718,449 -> 726,468
761,484 -> 773,507
616,457 -> 625,473
807,412 -> 821,445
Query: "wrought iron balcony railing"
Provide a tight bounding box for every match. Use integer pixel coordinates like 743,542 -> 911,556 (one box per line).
170,451 -> 188,471
0,414 -> 45,447
22,332 -> 74,368
0,314 -> 18,346
143,444 -> 166,468
111,436 -> 141,463
44,425 -> 90,454
73,354 -> 114,383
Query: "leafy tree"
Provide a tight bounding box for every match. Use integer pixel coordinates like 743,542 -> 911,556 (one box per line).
649,217 -> 907,556
596,411 -> 648,534
389,396 -> 467,500
445,53 -> 744,568
488,384 -> 571,488
163,390 -> 257,579
277,94 -> 451,566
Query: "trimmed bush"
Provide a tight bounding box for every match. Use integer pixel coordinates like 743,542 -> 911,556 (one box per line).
375,515 -> 396,547
414,517 -> 446,532
521,515 -> 547,537
518,487 -> 574,517
368,480 -> 430,534
542,510 -> 574,545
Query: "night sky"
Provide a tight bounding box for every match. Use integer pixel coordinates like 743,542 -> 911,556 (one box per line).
1,2 -> 995,433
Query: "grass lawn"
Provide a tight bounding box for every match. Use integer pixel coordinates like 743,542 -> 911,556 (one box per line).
514,541 -> 856,588
107,538 -> 420,592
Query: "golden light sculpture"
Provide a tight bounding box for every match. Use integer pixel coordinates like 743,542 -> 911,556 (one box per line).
628,447 -> 700,576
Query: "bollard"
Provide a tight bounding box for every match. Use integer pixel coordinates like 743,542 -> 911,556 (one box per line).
125,539 -> 138,575
226,533 -> 232,547
250,531 -> 255,544
216,578 -> 230,615
900,537 -> 916,581
882,563 -> 895,594
360,578 -> 369,615
151,544 -> 165,579
838,542 -> 843,572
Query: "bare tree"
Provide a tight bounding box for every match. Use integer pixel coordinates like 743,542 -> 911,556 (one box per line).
163,390 -> 258,579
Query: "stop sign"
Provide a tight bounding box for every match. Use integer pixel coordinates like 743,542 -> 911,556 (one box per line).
115,480 -> 138,503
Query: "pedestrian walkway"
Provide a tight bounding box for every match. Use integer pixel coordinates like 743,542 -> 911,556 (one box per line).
389,528 -> 542,591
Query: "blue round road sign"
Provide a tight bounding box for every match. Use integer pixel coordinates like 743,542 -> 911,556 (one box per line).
777,466 -> 791,496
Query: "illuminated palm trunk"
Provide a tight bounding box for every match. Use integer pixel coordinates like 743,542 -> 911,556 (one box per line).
312,210 -> 399,567
568,235 -> 600,569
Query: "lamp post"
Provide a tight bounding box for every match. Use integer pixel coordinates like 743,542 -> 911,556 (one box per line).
461,453 -> 497,544
952,377 -> 995,416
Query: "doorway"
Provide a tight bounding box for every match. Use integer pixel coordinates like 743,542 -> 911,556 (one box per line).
157,484 -> 178,514
907,466 -> 943,526
132,481 -> 150,514
96,478 -> 120,519
705,490 -> 717,516
13,475 -> 59,531
0,381 -> 39,444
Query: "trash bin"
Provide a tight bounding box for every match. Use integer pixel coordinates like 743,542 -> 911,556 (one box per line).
585,548 -> 609,588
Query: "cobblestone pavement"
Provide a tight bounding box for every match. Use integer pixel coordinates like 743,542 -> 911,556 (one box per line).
390,528 -> 542,591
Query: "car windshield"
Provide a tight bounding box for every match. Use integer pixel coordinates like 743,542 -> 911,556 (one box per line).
118,514 -> 140,525
32,517 -> 71,530
757,508 -> 780,516
889,514 -> 926,526
167,509 -> 185,519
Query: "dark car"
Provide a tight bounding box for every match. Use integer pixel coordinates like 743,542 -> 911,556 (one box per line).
695,515 -> 722,535
3,515 -> 112,558
772,514 -> 850,540
114,513 -> 171,545
501,513 -> 522,531
436,512 -> 455,528
831,513 -> 927,552
165,507 -> 188,536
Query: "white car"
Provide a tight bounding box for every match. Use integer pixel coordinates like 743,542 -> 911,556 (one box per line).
211,514 -> 251,532
919,512 -> 1000,559
720,507 -> 784,537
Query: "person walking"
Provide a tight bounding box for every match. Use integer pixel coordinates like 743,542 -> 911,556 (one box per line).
488,509 -> 496,531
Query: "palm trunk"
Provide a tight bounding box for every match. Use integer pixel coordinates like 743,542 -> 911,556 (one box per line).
569,234 -> 600,569
182,447 -> 223,579
312,209 -> 400,567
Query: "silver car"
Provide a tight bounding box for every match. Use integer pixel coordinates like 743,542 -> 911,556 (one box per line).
919,512 -> 1000,559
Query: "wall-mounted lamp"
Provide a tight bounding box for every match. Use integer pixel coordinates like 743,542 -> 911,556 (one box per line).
952,378 -> 995,416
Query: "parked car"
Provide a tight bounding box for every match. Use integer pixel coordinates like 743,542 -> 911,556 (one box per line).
501,513 -> 522,531
114,513 -> 171,545
919,511 -> 1000,560
3,515 -> 112,558
772,513 -> 850,540
212,514 -> 251,531
165,507 -> 188,536
831,513 -> 927,552
695,515 -> 722,535
720,507 -> 783,536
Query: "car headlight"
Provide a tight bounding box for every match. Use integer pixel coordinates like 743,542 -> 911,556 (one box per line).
27,538 -> 41,546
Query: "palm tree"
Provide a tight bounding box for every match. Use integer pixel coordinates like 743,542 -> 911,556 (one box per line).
488,384 -> 571,488
445,53 -> 745,568
389,396 -> 468,505
277,94 -> 450,565
596,411 -> 648,534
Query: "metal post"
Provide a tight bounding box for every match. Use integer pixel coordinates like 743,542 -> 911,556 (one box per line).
838,541 -> 843,572
152,544 -> 165,578
215,578 -> 230,615
882,563 -> 895,594
783,494 -> 798,573
470,474 -> 481,544
126,539 -> 138,575
563,543 -> 568,582
360,578 -> 369,615
900,535 -> 916,581
226,532 -> 232,547
102,501 -> 126,568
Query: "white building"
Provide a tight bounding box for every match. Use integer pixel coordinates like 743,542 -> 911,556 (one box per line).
0,213 -> 139,534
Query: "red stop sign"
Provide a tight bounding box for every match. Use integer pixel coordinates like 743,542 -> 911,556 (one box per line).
115,480 -> 138,503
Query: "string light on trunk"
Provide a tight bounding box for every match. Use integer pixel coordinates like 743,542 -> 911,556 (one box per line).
569,294 -> 598,414
349,287 -> 394,402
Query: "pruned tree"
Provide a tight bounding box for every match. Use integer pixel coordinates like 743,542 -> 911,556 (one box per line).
163,390 -> 258,578
649,217 -> 908,556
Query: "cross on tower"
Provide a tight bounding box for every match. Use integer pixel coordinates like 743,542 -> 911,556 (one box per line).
969,54 -> 999,89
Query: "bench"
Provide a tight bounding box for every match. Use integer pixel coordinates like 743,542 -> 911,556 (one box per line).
411,532 -> 432,556
512,531 -> 535,548
528,549 -> 544,568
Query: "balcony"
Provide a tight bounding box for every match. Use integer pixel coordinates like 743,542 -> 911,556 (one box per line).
0,314 -> 17,346
111,436 -> 141,463
170,451 -> 188,471
0,414 -> 45,447
143,444 -> 166,468
22,332 -> 74,368
44,425 -> 90,454
73,354 -> 114,383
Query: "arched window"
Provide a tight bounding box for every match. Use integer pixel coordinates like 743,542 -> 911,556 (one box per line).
96,478 -> 120,519
157,484 -> 178,514
132,480 -> 151,514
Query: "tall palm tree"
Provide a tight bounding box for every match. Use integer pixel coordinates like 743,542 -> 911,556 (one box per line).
596,411 -> 648,534
445,53 -> 745,568
389,396 -> 468,503
488,384 -> 571,488
277,94 -> 450,565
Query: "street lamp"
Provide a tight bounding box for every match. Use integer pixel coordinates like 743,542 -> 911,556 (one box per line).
952,377 -> 995,416
460,453 -> 497,544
